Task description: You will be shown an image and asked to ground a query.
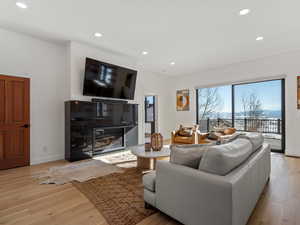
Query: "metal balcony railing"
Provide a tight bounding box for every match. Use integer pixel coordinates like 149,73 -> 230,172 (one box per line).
199,118 -> 282,134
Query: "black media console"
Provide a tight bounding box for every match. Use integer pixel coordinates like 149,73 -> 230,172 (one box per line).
65,100 -> 138,162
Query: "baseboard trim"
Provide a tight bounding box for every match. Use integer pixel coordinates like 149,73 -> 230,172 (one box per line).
30,154 -> 64,165
285,154 -> 300,158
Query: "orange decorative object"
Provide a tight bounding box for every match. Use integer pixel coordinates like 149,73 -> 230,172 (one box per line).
223,127 -> 236,135
151,133 -> 163,151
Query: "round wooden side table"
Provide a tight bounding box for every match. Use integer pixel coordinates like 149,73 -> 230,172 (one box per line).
130,145 -> 171,170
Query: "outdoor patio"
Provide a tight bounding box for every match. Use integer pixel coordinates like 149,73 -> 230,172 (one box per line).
199,118 -> 283,150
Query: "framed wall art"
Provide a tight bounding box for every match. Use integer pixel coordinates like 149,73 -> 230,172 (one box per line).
176,89 -> 190,111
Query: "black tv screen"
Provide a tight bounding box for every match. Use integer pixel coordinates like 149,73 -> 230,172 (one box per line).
83,58 -> 137,100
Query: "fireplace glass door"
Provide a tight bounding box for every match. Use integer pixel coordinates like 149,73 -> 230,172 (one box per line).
92,128 -> 125,154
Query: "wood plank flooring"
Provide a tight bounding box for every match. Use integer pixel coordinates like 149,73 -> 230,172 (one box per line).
0,154 -> 299,225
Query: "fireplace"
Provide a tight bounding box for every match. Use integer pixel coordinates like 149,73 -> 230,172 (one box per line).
65,100 -> 138,162
92,127 -> 125,154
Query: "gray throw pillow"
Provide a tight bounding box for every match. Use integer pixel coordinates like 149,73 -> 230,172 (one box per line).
222,133 -> 241,143
239,132 -> 264,152
170,144 -> 209,169
199,139 -> 253,176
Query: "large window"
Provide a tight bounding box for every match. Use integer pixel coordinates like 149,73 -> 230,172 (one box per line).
197,85 -> 232,131
196,79 -> 285,153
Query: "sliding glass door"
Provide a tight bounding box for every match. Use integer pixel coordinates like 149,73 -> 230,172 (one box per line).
196,79 -> 285,153
233,80 -> 285,152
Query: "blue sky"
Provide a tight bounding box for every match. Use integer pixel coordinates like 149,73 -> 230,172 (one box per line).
204,80 -> 282,113
146,96 -> 154,104
235,80 -> 282,112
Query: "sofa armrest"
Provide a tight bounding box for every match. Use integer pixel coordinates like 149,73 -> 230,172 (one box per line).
155,161 -> 233,225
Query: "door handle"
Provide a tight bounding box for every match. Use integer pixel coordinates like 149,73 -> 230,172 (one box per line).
21,124 -> 30,128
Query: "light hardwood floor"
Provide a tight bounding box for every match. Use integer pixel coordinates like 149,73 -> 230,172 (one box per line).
0,153 -> 299,225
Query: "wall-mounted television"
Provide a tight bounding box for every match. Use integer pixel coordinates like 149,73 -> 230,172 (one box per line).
83,58 -> 137,100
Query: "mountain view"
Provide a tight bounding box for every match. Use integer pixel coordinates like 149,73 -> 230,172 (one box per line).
209,110 -> 282,119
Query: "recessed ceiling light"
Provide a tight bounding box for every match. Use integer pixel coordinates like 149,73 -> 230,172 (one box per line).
170,62 -> 175,66
142,51 -> 148,55
16,2 -> 28,9
256,36 -> 264,41
94,32 -> 103,37
239,9 -> 250,16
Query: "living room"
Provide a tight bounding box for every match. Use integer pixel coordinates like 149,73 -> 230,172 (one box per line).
0,1 -> 300,225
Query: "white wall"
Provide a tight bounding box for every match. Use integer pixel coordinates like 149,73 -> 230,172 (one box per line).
134,70 -> 173,141
68,42 -> 137,100
68,41 -> 172,143
0,29 -> 172,165
169,51 -> 300,157
0,28 -> 67,164
2,27 -> 299,164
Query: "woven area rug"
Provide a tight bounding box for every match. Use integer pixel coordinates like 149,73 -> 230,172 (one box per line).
34,159 -> 123,185
72,167 -> 157,225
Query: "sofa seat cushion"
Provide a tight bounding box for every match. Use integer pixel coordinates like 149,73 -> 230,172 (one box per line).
170,144 -> 210,168
143,171 -> 156,192
174,136 -> 193,144
239,132 -> 264,152
199,138 -> 253,176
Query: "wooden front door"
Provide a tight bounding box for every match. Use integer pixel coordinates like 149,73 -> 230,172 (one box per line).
0,75 -> 30,170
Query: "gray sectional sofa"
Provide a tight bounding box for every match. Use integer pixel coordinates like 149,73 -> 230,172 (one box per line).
143,133 -> 271,225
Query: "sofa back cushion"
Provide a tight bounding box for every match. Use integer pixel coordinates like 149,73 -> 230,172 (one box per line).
239,132 -> 264,152
170,144 -> 210,169
199,139 -> 253,175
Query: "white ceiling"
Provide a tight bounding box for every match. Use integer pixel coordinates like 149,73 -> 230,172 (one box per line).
0,0 -> 300,76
